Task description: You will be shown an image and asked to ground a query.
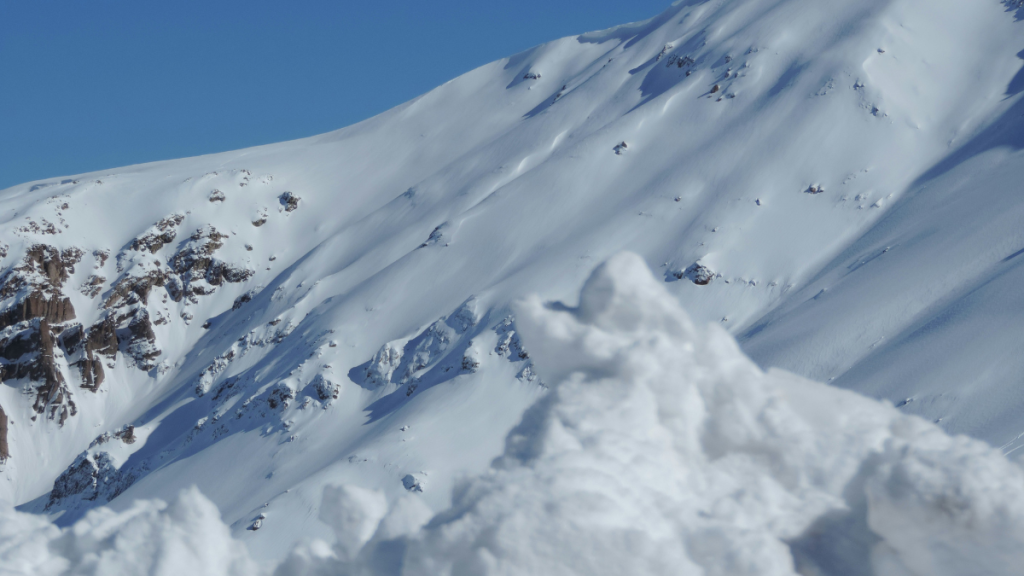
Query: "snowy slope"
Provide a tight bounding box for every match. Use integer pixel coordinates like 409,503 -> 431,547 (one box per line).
741,89 -> 1024,450
0,0 -> 1021,566
8,253 -> 1024,576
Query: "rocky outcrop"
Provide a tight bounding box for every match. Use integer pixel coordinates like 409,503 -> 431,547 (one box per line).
129,214 -> 185,253
312,374 -> 339,403
0,245 -> 85,424
167,226 -> 253,302
125,308 -> 159,371
0,293 -> 75,329
80,274 -> 105,298
266,383 -> 295,410
62,317 -> 118,391
89,424 -> 137,448
103,268 -> 171,309
0,244 -> 82,330
674,263 -> 716,285
279,192 -> 300,212
0,320 -> 76,424
45,451 -> 137,510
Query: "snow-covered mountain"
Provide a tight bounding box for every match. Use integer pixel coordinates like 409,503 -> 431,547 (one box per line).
1,0 -> 1023,572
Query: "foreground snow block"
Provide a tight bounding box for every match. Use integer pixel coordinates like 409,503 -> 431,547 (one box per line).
0,487 -> 256,576
381,252 -> 1024,576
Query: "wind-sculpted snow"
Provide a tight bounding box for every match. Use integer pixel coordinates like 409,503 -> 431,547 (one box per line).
5,253 -> 1024,575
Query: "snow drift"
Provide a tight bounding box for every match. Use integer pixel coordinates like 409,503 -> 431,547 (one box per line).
5,253 -> 1024,575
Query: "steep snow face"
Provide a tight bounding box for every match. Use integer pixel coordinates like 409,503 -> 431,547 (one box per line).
740,95 -> 1024,450
0,0 -> 1021,563
6,253 -> 1024,576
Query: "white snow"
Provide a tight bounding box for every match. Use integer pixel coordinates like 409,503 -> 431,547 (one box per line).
6,253 -> 1024,575
0,0 -> 1022,570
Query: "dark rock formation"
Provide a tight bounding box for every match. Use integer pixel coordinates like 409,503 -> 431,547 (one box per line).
674,263 -> 716,285
89,425 -> 137,448
80,274 -> 105,298
63,318 -> 118,390
312,375 -> 339,402
45,451 -> 137,510
279,192 -> 300,212
167,226 -> 253,302
0,244 -> 82,330
104,268 -> 170,309
0,246 -> 86,425
125,308 -> 159,371
129,214 -> 185,253
267,383 -> 294,410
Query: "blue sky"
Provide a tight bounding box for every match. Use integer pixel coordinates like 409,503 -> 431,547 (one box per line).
0,0 -> 672,190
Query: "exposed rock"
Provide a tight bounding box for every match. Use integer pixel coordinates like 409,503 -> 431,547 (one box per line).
461,352 -> 480,373
312,374 -> 339,403
402,473 -> 426,493
0,244 -> 83,329
68,317 -> 118,390
45,451 -> 137,510
93,249 -> 109,268
167,225 -> 253,301
208,189 -> 226,202
129,214 -> 185,253
666,54 -> 695,68
232,291 -> 255,310
88,424 -> 137,448
419,225 -> 445,248
494,316 -> 529,360
0,292 -> 75,329
674,263 -> 716,285
279,192 -> 300,212
196,354 -> 231,397
80,275 -> 105,298
104,268 -> 170,309
0,317 -> 77,425
30,319 -> 76,425
267,382 -> 295,410
114,424 -> 136,444
16,219 -> 60,235
125,308 -> 160,371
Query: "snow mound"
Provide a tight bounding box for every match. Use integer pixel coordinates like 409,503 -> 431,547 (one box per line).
0,486 -> 255,576
5,253 -> 1024,575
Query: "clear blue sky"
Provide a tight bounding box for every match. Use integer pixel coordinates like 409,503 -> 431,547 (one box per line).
0,0 -> 672,190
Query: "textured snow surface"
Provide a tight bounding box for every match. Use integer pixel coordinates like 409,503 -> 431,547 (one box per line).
0,0 -> 1023,569
5,253 -> 1024,575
